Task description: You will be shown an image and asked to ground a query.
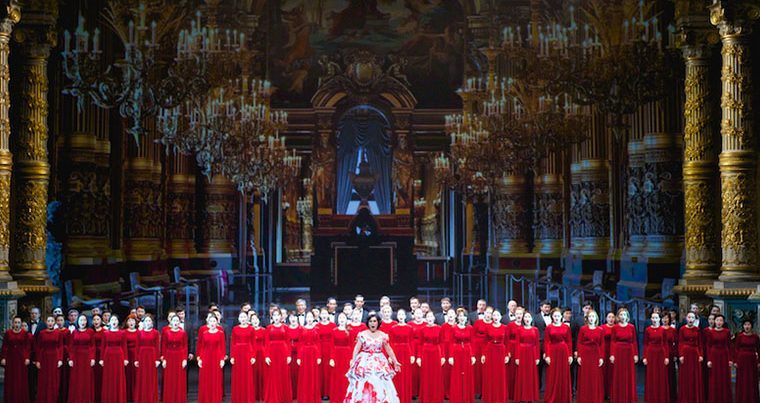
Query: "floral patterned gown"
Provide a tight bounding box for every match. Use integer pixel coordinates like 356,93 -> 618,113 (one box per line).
344,331 -> 399,403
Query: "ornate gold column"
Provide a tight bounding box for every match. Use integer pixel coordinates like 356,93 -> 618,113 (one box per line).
166,154 -> 195,259
642,95 -> 685,260
0,3 -> 20,282
123,123 -> 163,261
626,136 -> 646,255
710,3 -> 758,282
197,175 -> 237,256
681,41 -> 720,280
494,174 -> 530,255
568,160 -> 583,253
579,110 -> 611,256
534,152 -> 563,256
9,2 -> 58,300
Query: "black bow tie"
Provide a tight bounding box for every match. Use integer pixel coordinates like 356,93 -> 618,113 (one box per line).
543,314 -> 550,317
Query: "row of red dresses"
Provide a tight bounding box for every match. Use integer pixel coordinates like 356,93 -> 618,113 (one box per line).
5,323 -> 759,403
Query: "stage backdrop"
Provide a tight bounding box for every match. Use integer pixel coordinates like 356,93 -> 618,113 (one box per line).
268,0 -> 465,108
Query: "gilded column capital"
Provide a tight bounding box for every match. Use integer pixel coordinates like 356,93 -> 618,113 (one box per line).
709,1 -> 757,37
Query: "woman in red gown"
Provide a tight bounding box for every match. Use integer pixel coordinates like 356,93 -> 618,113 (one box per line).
482,310 -> 508,403
643,312 -> 670,403
506,307 -> 523,401
251,313 -> 267,402
265,309 -> 293,403
122,315 -> 139,402
677,312 -> 704,403
407,308 -> 425,399
100,315 -> 128,403
317,308 -> 336,400
348,310 -> 368,345
134,315 -> 160,403
576,310 -> 604,403
448,309 -> 475,403
380,305 -> 398,331
610,308 -> 638,403
91,314 -> 105,403
513,312 -> 540,403
67,314 -> 96,403
734,319 -> 760,403
1,316 -> 32,403
471,307 -> 493,398
197,313 -> 226,403
287,312 -> 303,399
602,312 -> 616,400
231,311 -> 256,403
705,314 -> 731,403
543,308 -> 573,403
661,312 -> 678,403
418,311 -> 444,403
330,313 -> 353,403
389,310 -> 414,403
35,315 -> 65,403
440,310 -> 456,400
297,312 -> 322,403
161,314 -> 188,403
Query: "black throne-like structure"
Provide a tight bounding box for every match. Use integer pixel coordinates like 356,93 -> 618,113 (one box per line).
310,208 -> 416,302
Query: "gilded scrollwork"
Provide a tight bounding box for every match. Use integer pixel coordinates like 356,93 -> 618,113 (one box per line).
721,171 -> 758,269
13,180 -> 48,263
492,190 -> 530,245
580,178 -> 610,238
167,191 -> 195,241
123,179 -> 163,239
200,193 -> 237,247
684,180 -> 719,267
535,190 -> 563,242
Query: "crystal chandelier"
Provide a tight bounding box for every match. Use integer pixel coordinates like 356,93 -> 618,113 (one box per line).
194,79 -> 301,196
61,0 -> 246,145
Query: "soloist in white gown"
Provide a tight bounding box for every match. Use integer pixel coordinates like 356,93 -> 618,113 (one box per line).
343,331 -> 400,403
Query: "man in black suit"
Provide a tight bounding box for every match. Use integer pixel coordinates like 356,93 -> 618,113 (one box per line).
354,294 -> 369,323
502,300 -> 517,324
468,299 -> 487,324
326,297 -> 339,324
295,298 -> 308,326
435,297 -> 452,325
534,300 -> 552,391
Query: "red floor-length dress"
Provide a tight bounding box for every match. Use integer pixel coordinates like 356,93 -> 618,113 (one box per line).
448,325 -> 474,403
35,328 -> 65,403
124,329 -> 138,402
253,326 -> 267,402
389,324 -> 414,403
705,328 -> 732,403
198,329 -> 226,403
67,328 -> 95,403
419,325 -> 444,403
440,322 -> 453,399
408,321 -> 425,398
610,324 -> 638,403
92,327 -> 105,403
231,325 -> 256,403
330,327 -> 352,403
482,324 -> 508,403
134,328 -> 160,403
161,328 -> 188,403
734,332 -> 760,403
101,330 -> 127,403
576,326 -> 605,403
297,326 -> 322,403
316,321 -> 336,399
664,326 -> 677,403
602,324 -> 614,399
677,325 -> 703,403
506,321 -> 521,401
264,324 -> 293,403
2,329 -> 32,403
287,325 -> 303,399
471,319 -> 489,396
544,324 -> 573,403
59,328 -> 71,403
643,326 -> 670,403
514,326 -> 540,402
